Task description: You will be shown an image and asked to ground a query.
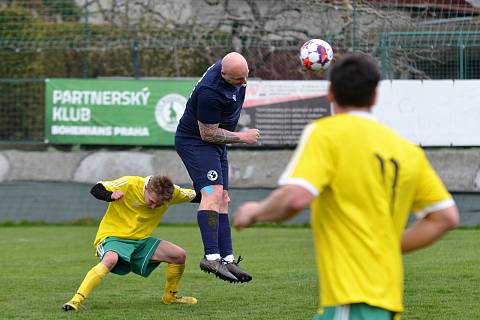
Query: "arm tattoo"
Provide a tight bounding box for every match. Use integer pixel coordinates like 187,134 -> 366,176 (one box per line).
198,122 -> 241,144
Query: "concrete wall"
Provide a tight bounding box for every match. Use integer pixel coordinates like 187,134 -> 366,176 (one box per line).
0,148 -> 479,192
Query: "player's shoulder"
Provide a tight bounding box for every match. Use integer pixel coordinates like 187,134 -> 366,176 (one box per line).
198,62 -> 222,86
100,176 -> 138,190
313,113 -> 389,135
305,115 -> 341,137
113,176 -> 146,187
196,85 -> 222,96
308,113 -> 407,144
405,142 -> 427,160
310,113 -> 352,128
314,113 -> 371,127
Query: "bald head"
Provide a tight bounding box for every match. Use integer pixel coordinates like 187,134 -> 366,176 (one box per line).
221,52 -> 249,86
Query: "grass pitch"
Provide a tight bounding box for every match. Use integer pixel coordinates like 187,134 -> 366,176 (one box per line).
0,225 -> 478,320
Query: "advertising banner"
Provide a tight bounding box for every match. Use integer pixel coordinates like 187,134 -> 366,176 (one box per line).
241,80 -> 330,146
45,79 -> 331,146
45,79 -> 196,145
44,78 -> 480,147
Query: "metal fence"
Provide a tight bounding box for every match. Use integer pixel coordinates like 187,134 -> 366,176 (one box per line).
1,0 -> 480,143
379,31 -> 480,79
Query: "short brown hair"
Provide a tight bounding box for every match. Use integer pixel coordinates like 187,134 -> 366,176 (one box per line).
147,176 -> 174,204
329,53 -> 380,108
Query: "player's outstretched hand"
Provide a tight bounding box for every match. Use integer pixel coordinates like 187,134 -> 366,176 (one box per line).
111,190 -> 124,201
241,128 -> 260,144
234,202 -> 260,231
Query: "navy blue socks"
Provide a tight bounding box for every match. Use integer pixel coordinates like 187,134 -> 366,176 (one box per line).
218,213 -> 233,260
197,210 -> 219,258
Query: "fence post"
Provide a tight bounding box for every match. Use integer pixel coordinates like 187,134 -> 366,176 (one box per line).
352,0 -> 357,53
82,0 -> 89,79
379,33 -> 387,79
133,40 -> 141,79
458,40 -> 465,80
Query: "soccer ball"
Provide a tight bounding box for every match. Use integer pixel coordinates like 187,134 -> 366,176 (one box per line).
300,39 -> 333,71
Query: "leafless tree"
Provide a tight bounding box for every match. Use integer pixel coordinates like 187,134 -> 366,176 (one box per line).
8,0 -> 478,79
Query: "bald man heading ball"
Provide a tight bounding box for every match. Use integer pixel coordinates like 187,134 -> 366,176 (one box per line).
175,52 -> 260,283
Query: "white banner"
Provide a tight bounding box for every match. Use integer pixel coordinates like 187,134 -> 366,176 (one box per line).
374,80 -> 480,146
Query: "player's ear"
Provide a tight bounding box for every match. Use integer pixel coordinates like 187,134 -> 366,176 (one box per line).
327,85 -> 335,103
370,89 -> 378,107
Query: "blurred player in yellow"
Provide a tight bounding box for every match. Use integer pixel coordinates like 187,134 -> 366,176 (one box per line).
62,175 -> 198,311
234,54 -> 459,320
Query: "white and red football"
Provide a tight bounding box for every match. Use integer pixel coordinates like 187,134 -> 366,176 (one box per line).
299,39 -> 333,71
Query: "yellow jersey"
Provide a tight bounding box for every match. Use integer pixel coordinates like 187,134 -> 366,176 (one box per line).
279,112 -> 454,313
93,176 -> 196,248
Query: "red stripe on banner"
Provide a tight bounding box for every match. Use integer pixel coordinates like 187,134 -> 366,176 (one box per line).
243,94 -> 327,108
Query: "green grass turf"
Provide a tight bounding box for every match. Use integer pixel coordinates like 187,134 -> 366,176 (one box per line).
0,226 -> 478,320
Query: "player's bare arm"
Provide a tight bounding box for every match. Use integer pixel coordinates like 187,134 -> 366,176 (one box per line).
198,121 -> 260,144
401,205 -> 459,253
234,185 -> 314,230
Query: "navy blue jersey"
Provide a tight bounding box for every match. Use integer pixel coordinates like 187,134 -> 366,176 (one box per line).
176,61 -> 246,139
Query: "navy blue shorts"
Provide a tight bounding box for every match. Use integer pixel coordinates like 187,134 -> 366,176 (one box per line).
175,136 -> 229,198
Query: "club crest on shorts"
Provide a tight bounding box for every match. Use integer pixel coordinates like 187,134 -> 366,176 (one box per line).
207,170 -> 218,181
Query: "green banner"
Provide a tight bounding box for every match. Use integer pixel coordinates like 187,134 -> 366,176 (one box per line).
45,79 -> 196,145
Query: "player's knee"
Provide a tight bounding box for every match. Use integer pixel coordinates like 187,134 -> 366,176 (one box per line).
201,187 -> 224,209
171,247 -> 187,264
101,251 -> 118,270
212,193 -> 224,206
222,191 -> 229,201
221,191 -> 230,206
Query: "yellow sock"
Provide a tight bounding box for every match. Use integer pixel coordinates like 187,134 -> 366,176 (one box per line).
163,263 -> 185,297
70,263 -> 109,304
